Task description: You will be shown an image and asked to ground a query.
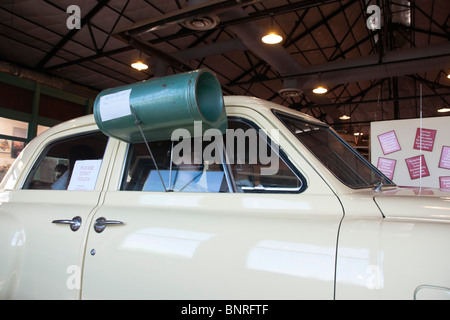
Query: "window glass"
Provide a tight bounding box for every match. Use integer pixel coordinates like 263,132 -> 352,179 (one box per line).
121,139 -> 229,192
0,118 -> 51,183
0,138 -> 25,183
121,118 -> 304,193
23,132 -> 109,190
0,117 -> 28,138
275,111 -> 394,188
37,125 -> 50,136
0,117 -> 28,182
226,119 -> 304,193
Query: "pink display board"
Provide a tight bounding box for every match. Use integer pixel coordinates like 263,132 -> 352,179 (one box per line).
439,146 -> 450,170
377,157 -> 396,180
377,130 -> 401,155
439,176 -> 450,190
405,154 -> 430,180
413,128 -> 437,152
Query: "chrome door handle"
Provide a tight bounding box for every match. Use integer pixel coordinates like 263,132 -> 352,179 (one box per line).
52,216 -> 82,232
94,217 -> 124,233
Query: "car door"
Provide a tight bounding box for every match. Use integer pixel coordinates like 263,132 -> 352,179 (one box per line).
0,124 -> 116,299
81,109 -> 344,299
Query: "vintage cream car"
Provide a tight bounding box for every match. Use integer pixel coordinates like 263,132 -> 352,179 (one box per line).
0,70 -> 449,300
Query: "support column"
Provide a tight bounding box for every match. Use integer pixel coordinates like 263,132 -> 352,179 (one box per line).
28,83 -> 41,142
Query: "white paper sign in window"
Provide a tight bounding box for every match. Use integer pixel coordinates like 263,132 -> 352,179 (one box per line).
99,89 -> 132,122
68,159 -> 102,191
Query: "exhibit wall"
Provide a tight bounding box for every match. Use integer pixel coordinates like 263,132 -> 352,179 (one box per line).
370,116 -> 450,189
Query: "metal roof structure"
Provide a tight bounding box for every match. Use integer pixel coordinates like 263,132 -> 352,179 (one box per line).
0,0 -> 449,148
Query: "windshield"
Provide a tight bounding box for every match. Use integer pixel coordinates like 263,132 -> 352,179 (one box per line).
275,111 -> 394,189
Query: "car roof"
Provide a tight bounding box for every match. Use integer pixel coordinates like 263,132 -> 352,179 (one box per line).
37,95 -> 326,142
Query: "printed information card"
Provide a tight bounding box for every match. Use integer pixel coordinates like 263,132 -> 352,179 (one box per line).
99,89 -> 132,122
377,130 -> 401,155
413,128 -> 437,152
68,159 -> 103,191
439,146 -> 450,170
405,154 -> 430,180
439,176 -> 450,190
377,157 -> 396,180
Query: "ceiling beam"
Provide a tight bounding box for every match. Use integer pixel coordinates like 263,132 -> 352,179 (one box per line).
283,0 -> 359,48
229,42 -> 450,89
35,0 -> 111,70
114,32 -> 191,72
115,0 -> 262,36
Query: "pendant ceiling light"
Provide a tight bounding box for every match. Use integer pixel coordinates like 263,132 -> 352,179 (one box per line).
131,52 -> 148,71
437,107 -> 450,113
313,73 -> 328,94
131,61 -> 149,71
262,14 -> 283,44
312,86 -> 328,94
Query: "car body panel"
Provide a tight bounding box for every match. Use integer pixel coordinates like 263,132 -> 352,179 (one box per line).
374,187 -> 450,221
335,187 -> 450,299
82,192 -> 342,299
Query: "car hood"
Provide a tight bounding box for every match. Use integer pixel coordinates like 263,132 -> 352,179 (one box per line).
374,187 -> 450,221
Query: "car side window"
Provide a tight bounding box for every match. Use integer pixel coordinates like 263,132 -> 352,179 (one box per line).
226,118 -> 305,193
23,131 -> 109,190
120,118 -> 305,193
121,139 -> 230,192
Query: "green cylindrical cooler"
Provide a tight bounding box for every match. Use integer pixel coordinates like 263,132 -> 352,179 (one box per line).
93,69 -> 227,143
